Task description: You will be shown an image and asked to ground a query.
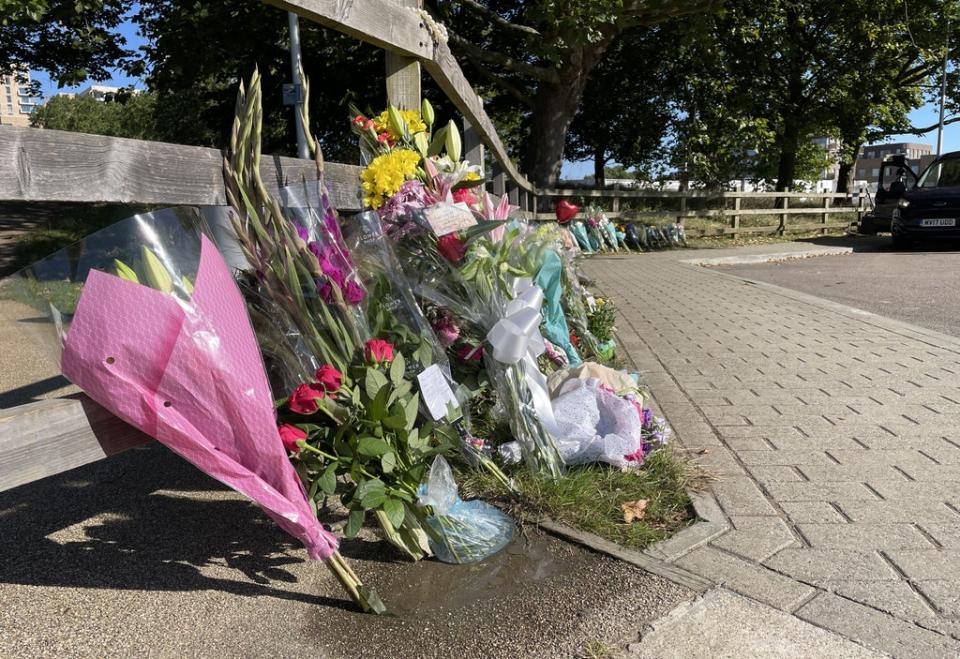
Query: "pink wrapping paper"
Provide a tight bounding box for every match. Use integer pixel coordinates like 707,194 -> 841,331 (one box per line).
61,236 -> 338,560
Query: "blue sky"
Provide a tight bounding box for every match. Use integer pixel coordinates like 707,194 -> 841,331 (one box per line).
29,16 -> 958,180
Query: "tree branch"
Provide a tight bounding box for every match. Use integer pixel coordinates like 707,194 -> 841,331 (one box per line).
619,0 -> 717,27
456,0 -> 541,37
448,30 -> 559,83
469,60 -> 535,108
905,115 -> 960,135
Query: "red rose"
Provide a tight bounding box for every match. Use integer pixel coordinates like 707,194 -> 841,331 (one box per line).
278,423 -> 306,453
456,343 -> 484,362
569,331 -> 580,348
364,338 -> 395,366
289,383 -> 325,414
437,234 -> 467,262
452,187 -> 477,206
315,365 -> 342,393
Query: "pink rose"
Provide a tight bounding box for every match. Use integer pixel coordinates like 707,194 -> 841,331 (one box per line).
289,383 -> 325,414
452,187 -> 477,206
432,318 -> 460,347
364,338 -> 395,366
315,365 -> 342,393
278,423 -> 306,453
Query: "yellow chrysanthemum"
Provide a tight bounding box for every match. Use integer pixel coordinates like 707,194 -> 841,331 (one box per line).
373,109 -> 427,139
361,148 -> 420,209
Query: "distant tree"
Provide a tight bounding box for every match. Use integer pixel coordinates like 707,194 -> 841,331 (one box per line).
435,0 -> 718,188
31,91 -> 161,140
133,1 -> 394,159
565,28 -> 673,187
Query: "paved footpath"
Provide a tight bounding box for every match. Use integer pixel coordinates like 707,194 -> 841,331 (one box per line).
584,245 -> 960,658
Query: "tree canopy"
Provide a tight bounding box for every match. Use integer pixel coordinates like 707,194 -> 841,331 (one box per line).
10,0 -> 960,191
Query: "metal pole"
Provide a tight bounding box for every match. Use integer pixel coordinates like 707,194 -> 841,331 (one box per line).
937,23 -> 949,157
288,12 -> 309,159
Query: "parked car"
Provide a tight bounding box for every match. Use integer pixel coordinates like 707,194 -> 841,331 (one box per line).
858,154 -> 918,235
891,151 -> 960,249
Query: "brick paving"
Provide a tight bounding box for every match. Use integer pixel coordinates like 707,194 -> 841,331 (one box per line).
583,249 -> 960,658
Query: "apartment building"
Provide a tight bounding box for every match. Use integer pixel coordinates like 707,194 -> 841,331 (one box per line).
0,68 -> 37,127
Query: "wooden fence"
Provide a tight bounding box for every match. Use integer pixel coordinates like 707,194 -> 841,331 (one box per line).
0,0 -> 859,491
534,188 -> 866,238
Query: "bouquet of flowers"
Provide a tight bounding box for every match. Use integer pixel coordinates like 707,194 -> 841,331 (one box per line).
5,208 -> 384,613
225,71 -> 512,565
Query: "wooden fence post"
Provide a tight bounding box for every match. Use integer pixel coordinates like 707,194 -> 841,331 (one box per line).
493,166 -> 506,197
384,0 -> 421,109
821,196 -> 831,235
778,195 -> 789,235
856,185 -> 866,227
463,117 -> 485,178
507,183 -> 519,207
731,196 -> 741,239
678,195 -> 687,225
612,182 -> 620,214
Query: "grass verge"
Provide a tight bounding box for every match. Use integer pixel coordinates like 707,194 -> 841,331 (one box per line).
459,447 -> 710,551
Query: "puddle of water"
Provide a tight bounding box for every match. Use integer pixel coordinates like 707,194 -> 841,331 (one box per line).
374,533 -> 570,617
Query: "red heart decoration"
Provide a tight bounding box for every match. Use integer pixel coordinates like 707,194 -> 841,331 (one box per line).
555,199 -> 579,224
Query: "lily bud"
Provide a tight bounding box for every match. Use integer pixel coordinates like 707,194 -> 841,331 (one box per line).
421,98 -> 435,127
140,246 -> 173,293
413,131 -> 429,157
445,120 -> 461,162
113,258 -> 139,284
387,105 -> 407,139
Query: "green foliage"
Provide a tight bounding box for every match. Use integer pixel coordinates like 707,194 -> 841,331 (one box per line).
0,0 -> 134,87
586,298 -> 617,343
281,357 -> 458,560
31,92 -> 161,140
133,0 -> 388,158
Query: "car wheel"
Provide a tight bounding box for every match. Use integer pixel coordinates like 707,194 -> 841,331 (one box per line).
859,217 -> 878,235
892,233 -> 912,250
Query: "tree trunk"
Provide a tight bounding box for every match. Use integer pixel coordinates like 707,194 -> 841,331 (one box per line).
525,67 -> 593,188
775,115 -> 802,192
835,139 -> 862,195
594,148 -> 607,187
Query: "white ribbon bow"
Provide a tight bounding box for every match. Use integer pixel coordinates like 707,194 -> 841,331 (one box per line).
487,277 -> 545,364
486,277 -> 564,446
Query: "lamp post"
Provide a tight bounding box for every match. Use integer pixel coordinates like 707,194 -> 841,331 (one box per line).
287,12 -> 309,159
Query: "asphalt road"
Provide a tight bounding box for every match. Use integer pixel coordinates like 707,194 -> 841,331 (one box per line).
719,236 -> 960,338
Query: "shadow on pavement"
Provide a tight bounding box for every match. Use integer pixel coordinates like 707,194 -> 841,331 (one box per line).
0,443 -> 380,611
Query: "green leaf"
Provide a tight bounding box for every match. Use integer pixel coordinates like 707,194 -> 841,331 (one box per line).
403,392 -> 420,431
356,477 -> 386,499
389,351 -> 406,386
358,436 -> 391,457
369,383 -> 390,421
381,414 -> 406,431
345,509 -> 364,538
361,489 -> 387,509
380,451 -> 397,473
365,367 -> 389,400
383,498 -> 405,530
318,464 -> 337,496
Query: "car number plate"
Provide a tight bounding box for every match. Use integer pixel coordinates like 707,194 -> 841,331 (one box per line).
921,218 -> 956,227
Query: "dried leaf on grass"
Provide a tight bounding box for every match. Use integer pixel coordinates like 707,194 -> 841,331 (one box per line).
621,499 -> 648,523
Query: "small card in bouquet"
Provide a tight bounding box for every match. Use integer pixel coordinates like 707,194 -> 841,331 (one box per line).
424,203 -> 477,236
417,364 -> 460,421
